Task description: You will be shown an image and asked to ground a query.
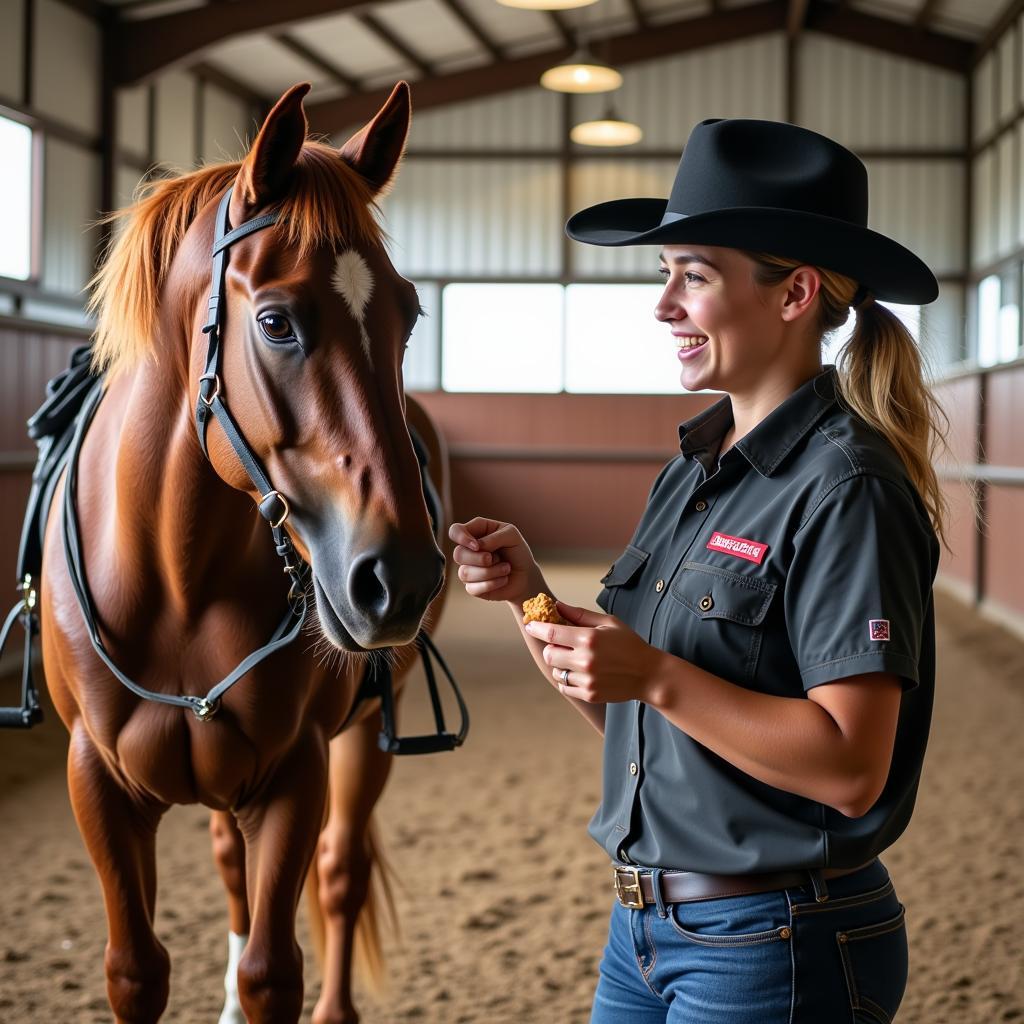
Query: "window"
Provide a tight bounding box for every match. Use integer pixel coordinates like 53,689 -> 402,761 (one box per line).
441,283 -> 564,393
0,116 -> 33,281
565,284 -> 682,394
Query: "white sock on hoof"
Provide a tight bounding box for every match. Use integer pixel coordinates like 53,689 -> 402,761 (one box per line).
217,931 -> 248,1024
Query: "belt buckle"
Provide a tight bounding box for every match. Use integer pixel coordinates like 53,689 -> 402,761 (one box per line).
613,866 -> 645,909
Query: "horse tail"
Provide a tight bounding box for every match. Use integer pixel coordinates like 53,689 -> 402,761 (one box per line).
352,812 -> 400,993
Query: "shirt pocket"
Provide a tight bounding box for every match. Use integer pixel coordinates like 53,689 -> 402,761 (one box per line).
596,543 -> 650,615
665,560 -> 778,687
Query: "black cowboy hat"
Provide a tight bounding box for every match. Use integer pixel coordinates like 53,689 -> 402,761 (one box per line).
565,117 -> 939,305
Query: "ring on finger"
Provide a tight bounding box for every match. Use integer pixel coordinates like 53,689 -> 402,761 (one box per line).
559,667 -> 570,684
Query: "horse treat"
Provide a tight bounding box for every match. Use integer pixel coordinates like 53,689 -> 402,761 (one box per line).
522,593 -> 567,626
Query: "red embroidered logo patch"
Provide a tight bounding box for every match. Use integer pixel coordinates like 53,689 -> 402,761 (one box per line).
869,619 -> 891,641
706,531 -> 769,565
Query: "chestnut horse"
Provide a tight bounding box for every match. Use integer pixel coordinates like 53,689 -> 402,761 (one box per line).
39,80 -> 452,1023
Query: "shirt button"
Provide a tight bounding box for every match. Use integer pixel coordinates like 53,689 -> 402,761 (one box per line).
629,761 -> 638,775
699,594 -> 714,611
655,579 -> 665,592
695,500 -> 707,512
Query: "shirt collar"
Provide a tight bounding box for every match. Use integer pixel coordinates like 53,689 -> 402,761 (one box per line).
677,364 -> 839,478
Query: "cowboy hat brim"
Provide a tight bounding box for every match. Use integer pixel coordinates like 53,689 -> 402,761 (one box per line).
565,198 -> 939,305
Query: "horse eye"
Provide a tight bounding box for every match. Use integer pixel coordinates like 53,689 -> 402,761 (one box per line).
257,313 -> 296,343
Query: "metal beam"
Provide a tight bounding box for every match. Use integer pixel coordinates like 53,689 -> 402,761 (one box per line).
110,0 -> 386,86
309,2 -> 787,132
973,0 -> 1024,67
804,0 -> 973,71
548,11 -> 575,49
273,33 -> 362,92
307,0 -> 975,133
787,0 -> 810,38
437,0 -> 504,61
356,11 -> 433,78
913,0 -> 942,30
625,0 -> 648,31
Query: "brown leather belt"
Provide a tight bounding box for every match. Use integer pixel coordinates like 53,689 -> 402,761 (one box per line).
612,859 -> 877,909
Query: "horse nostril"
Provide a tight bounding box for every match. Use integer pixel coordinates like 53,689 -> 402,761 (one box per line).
349,552 -> 388,617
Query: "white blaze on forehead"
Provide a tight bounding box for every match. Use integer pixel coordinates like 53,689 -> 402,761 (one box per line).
332,249 -> 374,323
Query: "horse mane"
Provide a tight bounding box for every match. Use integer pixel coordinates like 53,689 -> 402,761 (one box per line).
87,141 -> 386,381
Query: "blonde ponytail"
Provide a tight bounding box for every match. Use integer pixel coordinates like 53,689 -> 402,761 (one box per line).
743,250 -> 980,557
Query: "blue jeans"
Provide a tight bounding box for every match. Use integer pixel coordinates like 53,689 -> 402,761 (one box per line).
589,857 -> 908,1024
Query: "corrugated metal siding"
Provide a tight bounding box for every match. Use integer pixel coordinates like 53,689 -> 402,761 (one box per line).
41,137 -> 100,296
971,148 -> 995,269
154,70 -> 196,171
0,0 -> 24,101
973,51 -> 996,144
380,159 -> 562,278
996,131 -> 1016,260
799,33 -> 965,150
920,282 -> 965,376
32,0 -> 100,134
409,87 -> 562,151
998,30 -> 1016,123
115,165 -> 143,213
117,84 -> 149,157
201,84 -> 251,164
569,159 -> 677,279
1018,121 -> 1024,249
572,34 -> 787,150
863,159 -> 965,275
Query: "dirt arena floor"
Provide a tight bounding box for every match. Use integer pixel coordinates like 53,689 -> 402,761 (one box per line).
0,561 -> 1022,1023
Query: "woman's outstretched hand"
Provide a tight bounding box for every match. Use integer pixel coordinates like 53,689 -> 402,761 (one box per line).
448,516 -> 541,606
524,599 -> 665,704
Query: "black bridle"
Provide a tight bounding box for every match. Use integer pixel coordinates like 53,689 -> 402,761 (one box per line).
2,182 -> 468,754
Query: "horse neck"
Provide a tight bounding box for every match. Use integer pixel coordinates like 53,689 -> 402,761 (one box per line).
112,350 -> 281,623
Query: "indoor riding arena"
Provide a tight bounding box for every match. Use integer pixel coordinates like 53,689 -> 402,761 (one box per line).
1,1 -> 1023,1022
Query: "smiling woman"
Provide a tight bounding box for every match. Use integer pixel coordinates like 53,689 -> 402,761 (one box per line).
449,114 -> 954,1024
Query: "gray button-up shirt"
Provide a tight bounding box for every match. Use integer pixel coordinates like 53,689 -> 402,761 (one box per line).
591,364 -> 940,873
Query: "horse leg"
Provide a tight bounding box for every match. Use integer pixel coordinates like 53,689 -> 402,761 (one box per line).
66,724 -> 170,1024
234,731 -> 329,1024
210,810 -> 250,1024
311,704 -> 395,1024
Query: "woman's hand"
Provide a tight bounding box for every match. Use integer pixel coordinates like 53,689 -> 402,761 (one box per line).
523,600 -> 665,703
448,516 -> 541,606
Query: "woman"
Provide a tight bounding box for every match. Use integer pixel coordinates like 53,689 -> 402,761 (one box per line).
449,118 -> 956,1023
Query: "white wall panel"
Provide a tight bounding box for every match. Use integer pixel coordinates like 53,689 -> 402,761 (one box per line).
972,148 -> 995,269
115,164 -> 144,213
996,131 -> 1016,259
863,160 -> 965,276
380,159 -> 562,277
154,70 -> 196,171
117,85 -> 149,157
573,34 -> 786,151
998,30 -> 1017,123
920,282 -> 965,379
33,0 -> 100,134
201,85 -> 251,164
1018,121 -> 1024,248
408,87 -> 562,151
973,51 -> 996,144
41,138 -> 99,296
569,160 -> 677,279
800,34 -> 965,150
0,0 -> 24,102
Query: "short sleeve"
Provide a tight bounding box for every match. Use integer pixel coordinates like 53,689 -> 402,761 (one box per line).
784,473 -> 935,693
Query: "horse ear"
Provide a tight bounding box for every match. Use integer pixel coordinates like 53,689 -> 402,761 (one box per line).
338,81 -> 411,198
232,82 -> 310,221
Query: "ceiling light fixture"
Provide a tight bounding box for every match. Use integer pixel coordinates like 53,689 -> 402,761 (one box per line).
497,0 -> 598,9
570,105 -> 642,146
540,45 -> 622,93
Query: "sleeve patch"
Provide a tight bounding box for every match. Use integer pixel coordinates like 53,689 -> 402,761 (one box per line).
869,618 -> 890,641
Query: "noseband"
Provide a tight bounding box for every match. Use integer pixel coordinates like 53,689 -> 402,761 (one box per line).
1,181 -> 468,753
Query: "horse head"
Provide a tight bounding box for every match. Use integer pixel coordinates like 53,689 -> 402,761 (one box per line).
184,82 -> 445,652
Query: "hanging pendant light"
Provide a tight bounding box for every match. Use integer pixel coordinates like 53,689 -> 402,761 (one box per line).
498,0 -> 597,7
540,44 -> 622,93
570,104 -> 642,146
